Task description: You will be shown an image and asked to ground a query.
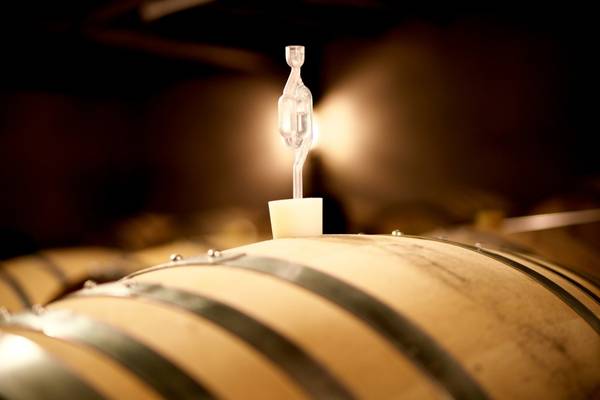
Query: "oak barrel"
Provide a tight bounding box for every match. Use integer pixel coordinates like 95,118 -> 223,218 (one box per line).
1,234 -> 599,399
0,241 -> 207,312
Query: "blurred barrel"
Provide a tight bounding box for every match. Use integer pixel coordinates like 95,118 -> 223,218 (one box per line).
0,241 -> 207,312
1,235 -> 599,399
430,225 -> 600,287
0,248 -> 129,312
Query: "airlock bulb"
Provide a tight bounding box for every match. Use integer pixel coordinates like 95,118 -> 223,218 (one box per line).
278,45 -> 313,199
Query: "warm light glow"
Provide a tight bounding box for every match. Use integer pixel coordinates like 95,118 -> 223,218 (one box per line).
314,93 -> 364,168
0,334 -> 44,372
305,39 -> 418,201
311,113 -> 320,149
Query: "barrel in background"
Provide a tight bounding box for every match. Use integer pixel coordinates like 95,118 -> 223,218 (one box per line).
0,241 -> 207,312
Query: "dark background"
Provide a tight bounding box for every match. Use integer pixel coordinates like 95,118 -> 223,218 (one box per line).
1,1 -> 598,258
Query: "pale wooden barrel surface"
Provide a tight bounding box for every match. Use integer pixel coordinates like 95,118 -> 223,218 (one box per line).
0,234 -> 599,399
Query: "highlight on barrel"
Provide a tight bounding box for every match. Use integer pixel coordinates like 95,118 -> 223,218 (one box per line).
1,235 -> 599,399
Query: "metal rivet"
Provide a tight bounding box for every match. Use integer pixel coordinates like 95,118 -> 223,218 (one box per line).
475,242 -> 483,250
170,253 -> 183,262
32,304 -> 46,315
207,249 -> 221,258
0,306 -> 10,321
83,280 -> 97,289
391,230 -> 403,237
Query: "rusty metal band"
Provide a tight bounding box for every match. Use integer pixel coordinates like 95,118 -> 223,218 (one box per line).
1,310 -> 213,399
125,254 -> 489,400
498,250 -> 600,307
397,235 -> 600,335
75,282 -> 355,400
0,265 -> 31,308
0,332 -> 105,400
36,253 -> 69,285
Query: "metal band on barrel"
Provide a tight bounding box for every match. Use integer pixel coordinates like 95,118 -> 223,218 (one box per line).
0,332 -> 105,400
512,252 -> 600,289
76,282 -> 355,400
36,253 -> 69,285
0,265 -> 31,307
498,250 -> 600,306
1,310 -> 213,399
396,235 -> 600,335
125,254 -> 490,400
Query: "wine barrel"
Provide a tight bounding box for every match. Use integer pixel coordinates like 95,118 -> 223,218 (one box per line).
0,241 -> 207,312
0,248 -> 129,312
1,234 -> 599,399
